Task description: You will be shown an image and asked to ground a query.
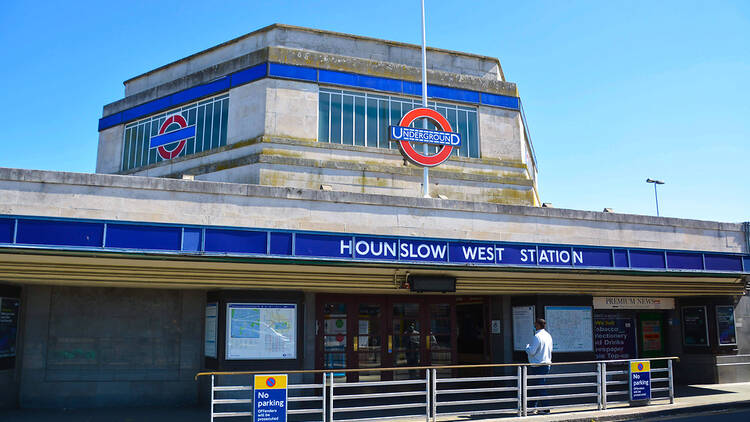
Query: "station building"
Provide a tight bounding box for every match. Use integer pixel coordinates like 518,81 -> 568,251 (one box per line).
0,24 -> 748,409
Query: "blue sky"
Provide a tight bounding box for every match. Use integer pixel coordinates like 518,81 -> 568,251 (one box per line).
0,1 -> 747,222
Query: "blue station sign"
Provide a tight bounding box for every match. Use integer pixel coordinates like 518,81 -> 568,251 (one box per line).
1,215 -> 748,274
389,126 -> 461,147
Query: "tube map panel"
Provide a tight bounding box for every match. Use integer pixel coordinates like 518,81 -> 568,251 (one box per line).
226,303 -> 296,360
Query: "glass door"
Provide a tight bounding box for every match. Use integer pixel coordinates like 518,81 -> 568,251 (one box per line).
322,302 -> 348,381
429,302 -> 454,377
355,303 -> 384,381
391,302 -> 422,380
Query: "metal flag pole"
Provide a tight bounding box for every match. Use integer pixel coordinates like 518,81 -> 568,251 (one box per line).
421,0 -> 430,198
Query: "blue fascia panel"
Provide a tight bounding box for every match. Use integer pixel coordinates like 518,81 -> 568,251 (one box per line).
169,77 -> 230,108
481,93 -> 520,109
705,254 -> 743,272
98,113 -> 122,131
121,96 -> 172,123
269,232 -> 293,255
613,249 -> 629,268
427,84 -> 480,104
182,228 -> 202,252
0,218 -> 15,243
744,256 -> 750,272
630,250 -> 666,269
16,219 -> 104,247
204,228 -> 266,254
268,63 -> 317,81
105,223 -> 182,251
230,63 -> 267,87
667,252 -> 704,270
575,247 -> 613,267
319,69 -> 402,94
295,233 -> 351,258
402,81 -> 422,97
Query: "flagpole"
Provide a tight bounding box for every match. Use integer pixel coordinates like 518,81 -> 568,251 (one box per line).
421,0 -> 430,198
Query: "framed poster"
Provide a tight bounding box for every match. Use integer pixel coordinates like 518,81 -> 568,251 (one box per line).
545,306 -> 593,352
226,303 -> 297,360
594,313 -> 637,360
0,297 -> 20,359
716,305 -> 737,346
204,302 -> 218,358
512,306 -> 536,351
682,306 -> 709,346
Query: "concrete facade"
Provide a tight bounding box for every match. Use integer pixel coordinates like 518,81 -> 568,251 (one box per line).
95,24 -> 539,205
18,285 -> 203,407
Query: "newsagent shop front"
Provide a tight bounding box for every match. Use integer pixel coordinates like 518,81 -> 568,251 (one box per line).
1,24 -> 749,408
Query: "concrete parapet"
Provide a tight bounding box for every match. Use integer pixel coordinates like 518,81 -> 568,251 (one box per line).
0,167 -> 745,253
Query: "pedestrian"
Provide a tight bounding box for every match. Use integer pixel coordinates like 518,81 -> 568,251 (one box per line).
525,318 -> 553,414
406,322 -> 420,378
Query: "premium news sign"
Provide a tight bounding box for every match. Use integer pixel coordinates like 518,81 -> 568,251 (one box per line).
594,297 -> 675,310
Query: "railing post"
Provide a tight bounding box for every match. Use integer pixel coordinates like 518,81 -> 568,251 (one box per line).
210,374 -> 215,422
597,362 -> 602,410
322,372 -> 327,422
425,368 -> 430,422
602,362 -> 607,410
668,359 -> 675,404
517,366 -> 522,417
522,365 -> 528,417
328,373 -> 334,422
431,368 -> 437,422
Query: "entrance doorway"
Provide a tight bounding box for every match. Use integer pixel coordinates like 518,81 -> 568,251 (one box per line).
316,295 -> 488,381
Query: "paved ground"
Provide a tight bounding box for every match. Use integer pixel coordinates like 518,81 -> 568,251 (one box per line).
1,382 -> 749,421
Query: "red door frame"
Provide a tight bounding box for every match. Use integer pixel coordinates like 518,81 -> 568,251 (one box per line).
315,294 -> 463,382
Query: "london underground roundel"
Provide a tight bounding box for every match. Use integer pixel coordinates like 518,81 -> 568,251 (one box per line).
148,114 -> 197,160
389,108 -> 462,167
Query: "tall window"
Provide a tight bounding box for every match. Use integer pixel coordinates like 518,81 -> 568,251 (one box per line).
318,88 -> 480,158
121,94 -> 229,171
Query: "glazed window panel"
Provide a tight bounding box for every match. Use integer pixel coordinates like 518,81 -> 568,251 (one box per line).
121,94 -> 229,171
319,87 -> 480,158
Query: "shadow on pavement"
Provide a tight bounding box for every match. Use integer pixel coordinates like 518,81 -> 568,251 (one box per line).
0,406 -> 206,422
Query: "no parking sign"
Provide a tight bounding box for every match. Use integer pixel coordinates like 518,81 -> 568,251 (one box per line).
254,374 -> 288,422
629,361 -> 651,402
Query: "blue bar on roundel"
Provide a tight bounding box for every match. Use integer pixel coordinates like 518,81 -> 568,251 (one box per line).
149,126 -> 196,149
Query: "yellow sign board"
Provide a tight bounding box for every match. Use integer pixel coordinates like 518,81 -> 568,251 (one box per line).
630,361 -> 650,373
254,374 -> 288,390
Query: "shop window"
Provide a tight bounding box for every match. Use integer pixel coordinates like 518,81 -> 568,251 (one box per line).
319,88 -> 480,158
121,94 -> 229,171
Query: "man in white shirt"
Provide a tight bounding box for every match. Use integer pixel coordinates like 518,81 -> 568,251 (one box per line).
525,318 -> 553,414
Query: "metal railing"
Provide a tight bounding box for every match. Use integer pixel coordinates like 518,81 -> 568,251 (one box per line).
197,357 -> 677,421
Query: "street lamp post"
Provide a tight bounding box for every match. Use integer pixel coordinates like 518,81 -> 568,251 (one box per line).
646,178 -> 665,216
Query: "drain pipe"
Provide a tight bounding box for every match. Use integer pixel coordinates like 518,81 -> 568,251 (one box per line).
745,221 -> 750,254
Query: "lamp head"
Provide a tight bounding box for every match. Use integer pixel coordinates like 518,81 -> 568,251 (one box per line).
646,178 -> 665,185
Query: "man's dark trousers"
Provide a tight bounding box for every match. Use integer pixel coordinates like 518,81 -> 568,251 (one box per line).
529,365 -> 551,410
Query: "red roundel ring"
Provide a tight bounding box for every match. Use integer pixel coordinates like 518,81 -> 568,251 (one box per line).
157,114 -> 188,160
397,108 -> 454,167
266,377 -> 276,387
